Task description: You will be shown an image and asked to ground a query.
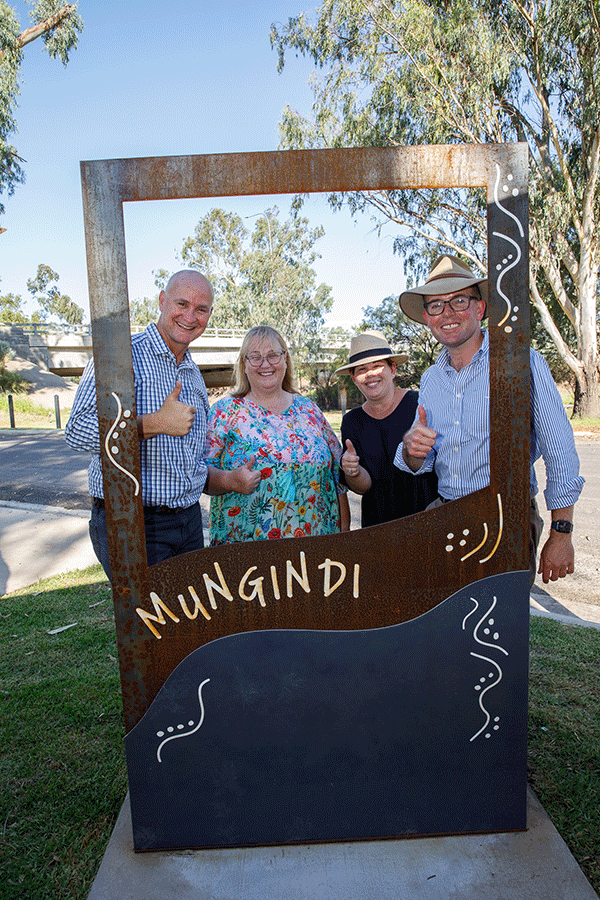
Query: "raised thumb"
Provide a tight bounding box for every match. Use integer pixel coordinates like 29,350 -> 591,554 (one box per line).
418,405 -> 428,427
345,439 -> 356,455
245,455 -> 256,469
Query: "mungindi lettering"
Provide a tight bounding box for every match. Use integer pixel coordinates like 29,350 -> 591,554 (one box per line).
270,565 -> 280,599
239,567 -> 266,607
202,562 -> 233,609
178,586 -> 211,622
135,591 -> 180,640
136,555 -> 361,639
286,551 -> 310,597
318,558 -> 346,597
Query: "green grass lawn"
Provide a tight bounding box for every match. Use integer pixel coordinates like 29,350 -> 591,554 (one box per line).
1,567 -> 599,898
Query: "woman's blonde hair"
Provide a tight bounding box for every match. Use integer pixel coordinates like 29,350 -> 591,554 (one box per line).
231,325 -> 298,397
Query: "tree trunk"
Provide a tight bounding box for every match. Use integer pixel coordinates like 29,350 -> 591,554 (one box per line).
572,364 -> 600,418
574,250 -> 600,418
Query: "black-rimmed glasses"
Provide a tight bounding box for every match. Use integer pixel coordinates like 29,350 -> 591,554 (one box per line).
245,351 -> 286,367
424,295 -> 477,316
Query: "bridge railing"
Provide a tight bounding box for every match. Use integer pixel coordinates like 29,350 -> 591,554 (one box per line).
0,322 -> 252,339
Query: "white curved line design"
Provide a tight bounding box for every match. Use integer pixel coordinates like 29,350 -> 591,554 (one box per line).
105,392 -> 140,496
493,164 -> 524,237
469,653 -> 503,741
492,163 -> 524,329
492,232 -> 522,326
463,595 -> 508,741
157,678 -> 210,763
462,597 -> 479,630
472,595 -> 508,656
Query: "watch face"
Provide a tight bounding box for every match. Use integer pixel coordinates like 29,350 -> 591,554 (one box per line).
552,520 -> 573,533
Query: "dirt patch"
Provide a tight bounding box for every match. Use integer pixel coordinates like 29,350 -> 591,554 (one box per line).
5,357 -> 79,411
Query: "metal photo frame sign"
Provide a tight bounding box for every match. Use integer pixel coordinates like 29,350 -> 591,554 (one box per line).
80,143 -> 530,851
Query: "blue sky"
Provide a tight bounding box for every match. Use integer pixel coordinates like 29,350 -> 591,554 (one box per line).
1,1 -> 407,326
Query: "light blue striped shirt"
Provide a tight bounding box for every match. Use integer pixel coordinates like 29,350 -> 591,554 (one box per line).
65,323 -> 209,506
394,331 -> 584,509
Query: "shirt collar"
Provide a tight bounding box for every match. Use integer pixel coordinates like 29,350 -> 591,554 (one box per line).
146,322 -> 194,367
436,329 -> 489,372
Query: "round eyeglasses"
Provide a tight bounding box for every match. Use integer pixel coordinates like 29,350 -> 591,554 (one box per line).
245,350 -> 286,367
424,295 -> 477,316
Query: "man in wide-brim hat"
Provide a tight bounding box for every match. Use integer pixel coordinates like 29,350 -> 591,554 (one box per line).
393,253 -> 584,587
399,254 -> 488,326
335,330 -> 438,527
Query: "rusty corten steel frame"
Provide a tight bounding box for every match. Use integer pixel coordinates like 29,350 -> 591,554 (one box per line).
80,144 -> 530,735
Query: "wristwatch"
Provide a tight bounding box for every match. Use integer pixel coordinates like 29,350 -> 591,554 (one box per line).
550,520 -> 574,534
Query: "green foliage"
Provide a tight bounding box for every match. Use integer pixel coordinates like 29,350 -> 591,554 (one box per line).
301,345 -> 360,410
0,337 -> 26,391
0,1 -> 83,214
272,0 -> 600,414
181,206 -> 333,356
129,295 -> 159,326
0,289 -> 27,322
27,262 -> 83,324
129,270 -> 172,325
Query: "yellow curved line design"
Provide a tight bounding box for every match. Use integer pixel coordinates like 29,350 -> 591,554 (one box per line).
479,494 -> 503,563
460,523 -> 489,562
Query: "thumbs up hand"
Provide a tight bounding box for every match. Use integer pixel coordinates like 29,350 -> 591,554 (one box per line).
341,438 -> 361,479
138,381 -> 196,439
160,382 -> 197,435
229,454 -> 261,495
402,405 -> 437,464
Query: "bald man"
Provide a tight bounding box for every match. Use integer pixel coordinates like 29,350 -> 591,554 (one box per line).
66,270 -> 214,575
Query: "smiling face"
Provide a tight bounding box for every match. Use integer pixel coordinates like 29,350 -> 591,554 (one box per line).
244,337 -> 288,395
351,359 -> 396,403
422,287 -> 485,356
156,271 -> 213,363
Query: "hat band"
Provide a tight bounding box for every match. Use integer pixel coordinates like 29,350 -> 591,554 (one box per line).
426,271 -> 473,285
349,347 -> 393,365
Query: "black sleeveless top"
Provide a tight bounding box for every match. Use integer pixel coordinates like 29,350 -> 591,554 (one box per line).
341,391 -> 438,527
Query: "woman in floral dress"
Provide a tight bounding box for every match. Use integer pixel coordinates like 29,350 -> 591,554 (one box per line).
205,325 -> 349,544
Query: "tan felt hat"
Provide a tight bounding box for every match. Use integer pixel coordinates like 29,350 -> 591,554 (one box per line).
399,254 -> 488,325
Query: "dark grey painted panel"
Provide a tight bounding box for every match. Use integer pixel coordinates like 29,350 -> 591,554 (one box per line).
126,570 -> 530,851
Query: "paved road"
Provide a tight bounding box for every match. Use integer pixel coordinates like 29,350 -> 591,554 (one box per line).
0,429 -> 91,509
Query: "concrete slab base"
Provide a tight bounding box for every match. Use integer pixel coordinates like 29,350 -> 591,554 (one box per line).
88,789 -> 598,900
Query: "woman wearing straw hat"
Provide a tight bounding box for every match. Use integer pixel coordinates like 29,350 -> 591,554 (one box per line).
335,330 -> 437,527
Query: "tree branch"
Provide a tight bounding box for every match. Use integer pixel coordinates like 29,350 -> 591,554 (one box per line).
17,5 -> 78,50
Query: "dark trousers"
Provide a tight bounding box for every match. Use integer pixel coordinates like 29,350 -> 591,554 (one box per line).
89,499 -> 204,579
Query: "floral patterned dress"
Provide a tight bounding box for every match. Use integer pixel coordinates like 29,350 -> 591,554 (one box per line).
206,395 -> 345,544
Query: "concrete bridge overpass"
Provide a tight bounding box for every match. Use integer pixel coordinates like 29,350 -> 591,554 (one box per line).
1,323 -> 352,389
